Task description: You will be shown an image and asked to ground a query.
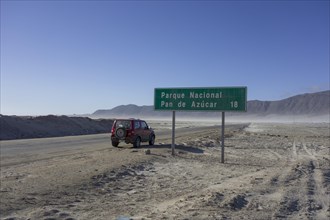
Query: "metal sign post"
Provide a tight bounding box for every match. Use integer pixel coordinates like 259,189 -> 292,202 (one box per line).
172,111 -> 176,156
221,112 -> 225,163
154,87 -> 247,160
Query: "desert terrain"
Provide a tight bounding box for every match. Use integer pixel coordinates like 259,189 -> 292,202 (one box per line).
0,121 -> 329,220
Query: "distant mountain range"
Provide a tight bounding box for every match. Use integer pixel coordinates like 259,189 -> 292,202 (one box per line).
2,91 -> 327,140
92,90 -> 330,120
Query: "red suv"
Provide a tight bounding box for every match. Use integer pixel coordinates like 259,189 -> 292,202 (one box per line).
111,119 -> 155,147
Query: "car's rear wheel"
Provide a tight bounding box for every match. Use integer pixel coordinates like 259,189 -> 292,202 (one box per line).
133,137 -> 141,148
149,135 -> 155,145
112,141 -> 119,147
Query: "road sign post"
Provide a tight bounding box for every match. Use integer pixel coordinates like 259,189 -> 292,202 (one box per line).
221,112 -> 225,163
154,87 -> 247,161
172,111 -> 175,156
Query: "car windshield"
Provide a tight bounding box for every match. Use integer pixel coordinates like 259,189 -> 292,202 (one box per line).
115,120 -> 132,129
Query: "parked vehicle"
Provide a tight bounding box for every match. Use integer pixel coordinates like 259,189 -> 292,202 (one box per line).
111,119 -> 155,147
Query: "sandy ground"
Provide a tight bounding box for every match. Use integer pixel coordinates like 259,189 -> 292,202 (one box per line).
0,122 -> 329,220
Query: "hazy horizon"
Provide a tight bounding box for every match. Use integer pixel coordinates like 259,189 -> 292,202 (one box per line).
1,89 -> 329,118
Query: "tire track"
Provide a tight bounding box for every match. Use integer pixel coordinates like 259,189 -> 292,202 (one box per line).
266,148 -> 282,160
302,139 -> 315,158
273,138 -> 329,220
272,160 -> 307,219
292,138 -> 298,160
300,138 -> 329,219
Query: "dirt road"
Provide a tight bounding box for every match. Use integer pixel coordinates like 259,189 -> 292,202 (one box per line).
0,124 -> 221,167
1,122 -> 329,220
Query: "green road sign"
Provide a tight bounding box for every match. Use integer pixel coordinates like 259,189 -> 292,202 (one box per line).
154,87 -> 247,111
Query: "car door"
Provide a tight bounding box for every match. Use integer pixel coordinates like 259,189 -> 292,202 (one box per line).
140,121 -> 149,142
134,120 -> 141,140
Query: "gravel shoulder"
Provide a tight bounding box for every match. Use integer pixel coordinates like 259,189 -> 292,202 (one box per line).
1,122 -> 329,220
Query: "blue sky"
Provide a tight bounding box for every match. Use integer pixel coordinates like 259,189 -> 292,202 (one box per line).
1,0 -> 329,115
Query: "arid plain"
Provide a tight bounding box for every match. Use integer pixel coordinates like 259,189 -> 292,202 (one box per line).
1,121 -> 329,220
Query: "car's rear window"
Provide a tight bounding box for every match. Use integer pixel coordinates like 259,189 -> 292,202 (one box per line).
115,120 -> 132,129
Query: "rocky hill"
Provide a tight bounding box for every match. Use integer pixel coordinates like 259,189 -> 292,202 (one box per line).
246,90 -> 329,115
93,90 -> 330,118
0,115 -> 113,140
